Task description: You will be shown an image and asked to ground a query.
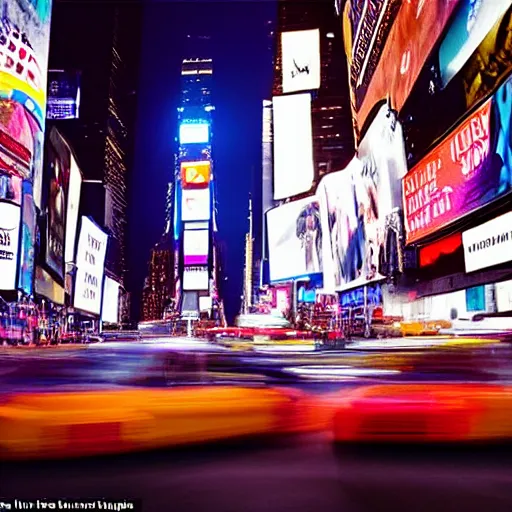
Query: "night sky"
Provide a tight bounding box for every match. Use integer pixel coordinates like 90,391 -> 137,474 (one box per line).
127,1 -> 276,323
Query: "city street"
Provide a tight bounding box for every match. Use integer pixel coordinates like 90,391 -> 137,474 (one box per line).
2,435 -> 512,512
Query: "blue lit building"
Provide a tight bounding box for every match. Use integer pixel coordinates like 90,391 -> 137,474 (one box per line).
167,53 -> 224,322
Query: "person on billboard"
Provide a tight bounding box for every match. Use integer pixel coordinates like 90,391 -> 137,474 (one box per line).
296,201 -> 322,274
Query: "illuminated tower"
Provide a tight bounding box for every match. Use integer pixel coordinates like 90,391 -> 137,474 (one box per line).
173,50 -> 222,322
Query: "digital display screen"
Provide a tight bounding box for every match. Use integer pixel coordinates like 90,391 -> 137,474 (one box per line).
0,201 -> 21,291
182,267 -> 209,291
73,217 -> 108,315
183,229 -> 209,266
181,187 -> 211,222
272,93 -> 314,200
181,160 -> 211,188
102,277 -> 120,324
179,123 -> 210,145
267,196 -> 322,283
281,29 -> 321,94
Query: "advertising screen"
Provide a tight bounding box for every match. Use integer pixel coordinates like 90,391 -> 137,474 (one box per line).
179,123 -> 209,145
0,0 -> 53,128
34,265 -> 64,305
180,161 -> 211,188
281,29 -> 321,94
0,100 -> 40,181
463,211 -> 512,273
272,93 -> 314,200
266,196 -> 322,283
439,0 -> 510,88
319,108 -> 407,292
0,173 -> 22,205
64,155 -> 82,263
402,75 -> 512,244
181,188 -> 211,222
0,201 -> 21,290
18,182 -> 36,296
182,267 -> 209,291
47,70 -> 81,120
353,0 -> 460,137
183,229 -> 209,266
45,128 -> 71,279
343,0 -> 401,113
461,5 -> 512,109
101,276 -> 120,324
74,217 -> 108,315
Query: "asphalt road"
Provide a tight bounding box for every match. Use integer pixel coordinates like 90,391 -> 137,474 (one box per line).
2,435 -> 512,512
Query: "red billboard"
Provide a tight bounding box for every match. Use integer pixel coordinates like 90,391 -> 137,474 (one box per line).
403,99 -> 492,244
355,0 -> 460,136
180,161 -> 211,188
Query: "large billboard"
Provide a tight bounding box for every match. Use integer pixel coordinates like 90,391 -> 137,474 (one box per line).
272,93 -> 314,200
0,0 -> 53,129
281,29 -> 321,94
353,0 -> 460,137
439,0 -> 510,88
403,75 -> 512,244
0,201 -> 21,290
101,276 -> 120,324
45,128 -> 71,279
266,196 -> 322,283
461,5 -> 512,109
179,122 -> 209,145
180,160 -> 211,188
34,265 -> 64,305
64,155 -> 82,264
319,107 -> 407,292
47,70 -> 81,120
181,187 -> 210,222
18,181 -> 36,295
343,0 -> 401,113
74,217 -> 108,316
182,267 -> 209,291
183,229 -> 209,266
0,173 -> 22,204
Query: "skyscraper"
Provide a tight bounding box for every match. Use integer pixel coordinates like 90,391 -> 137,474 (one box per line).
47,1 -> 142,290
272,1 -> 354,179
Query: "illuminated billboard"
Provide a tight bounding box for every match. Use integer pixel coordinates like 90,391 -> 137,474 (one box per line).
47,70 -> 81,120
272,93 -> 314,200
64,155 -> 82,263
0,201 -> 21,290
351,0 -> 460,138
182,267 -> 209,291
0,173 -> 22,205
461,5 -> 512,109
0,0 -> 53,128
179,123 -> 209,145
266,196 -> 322,283
281,29 -> 321,94
45,128 -> 71,279
181,188 -> 211,222
101,276 -> 120,324
439,0 -> 510,88
183,229 -> 209,266
319,107 -> 407,292
403,72 -> 512,245
35,265 -> 64,305
180,160 -> 211,188
74,217 -> 108,315
18,182 -> 36,296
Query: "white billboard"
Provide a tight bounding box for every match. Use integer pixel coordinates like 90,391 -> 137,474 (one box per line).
183,267 -> 209,291
101,276 -> 120,324
463,211 -> 512,273
281,29 -> 321,94
179,123 -> 210,145
181,188 -> 211,221
0,202 -> 21,290
74,217 -> 108,315
272,93 -> 314,200
184,229 -> 209,266
64,155 -> 82,263
266,196 -> 322,283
